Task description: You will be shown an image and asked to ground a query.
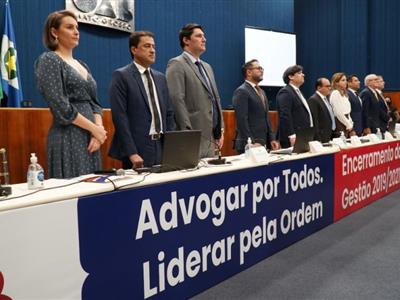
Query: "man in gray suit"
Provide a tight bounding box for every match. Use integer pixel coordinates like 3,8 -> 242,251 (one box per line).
166,23 -> 224,158
232,59 -> 279,153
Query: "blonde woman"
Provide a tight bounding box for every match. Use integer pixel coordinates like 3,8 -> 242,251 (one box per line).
330,72 -> 355,137
35,10 -> 107,178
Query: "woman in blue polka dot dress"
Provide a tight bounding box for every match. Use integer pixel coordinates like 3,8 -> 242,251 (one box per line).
35,10 -> 107,178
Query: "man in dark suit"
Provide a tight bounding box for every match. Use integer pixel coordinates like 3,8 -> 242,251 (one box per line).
166,23 -> 224,158
375,75 -> 391,133
360,74 -> 380,134
347,75 -> 363,136
232,59 -> 279,153
108,31 -> 175,169
276,65 -> 314,148
307,78 -> 336,143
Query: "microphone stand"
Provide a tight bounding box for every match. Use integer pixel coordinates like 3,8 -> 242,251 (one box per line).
207,147 -> 227,165
198,132 -> 228,165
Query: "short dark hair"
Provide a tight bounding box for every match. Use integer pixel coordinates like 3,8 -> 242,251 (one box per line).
241,59 -> 258,78
282,65 -> 303,84
128,31 -> 154,58
315,78 -> 324,90
347,74 -> 358,82
179,23 -> 203,49
43,10 -> 77,51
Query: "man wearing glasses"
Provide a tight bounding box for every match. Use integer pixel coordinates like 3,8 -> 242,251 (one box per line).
307,78 -> 336,143
232,59 -> 279,153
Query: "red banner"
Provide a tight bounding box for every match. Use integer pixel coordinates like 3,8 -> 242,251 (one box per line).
334,141 -> 400,221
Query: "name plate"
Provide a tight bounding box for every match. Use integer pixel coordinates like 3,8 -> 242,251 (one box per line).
248,146 -> 270,163
384,131 -> 395,140
367,133 -> 380,142
350,135 -> 362,146
309,141 -> 324,153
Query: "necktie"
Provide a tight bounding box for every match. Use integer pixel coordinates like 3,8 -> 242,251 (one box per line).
354,91 -> 362,106
295,88 -> 314,127
255,85 -> 266,109
379,92 -> 390,111
195,61 -> 212,92
323,96 -> 336,130
372,90 -> 379,101
144,69 -> 161,134
195,61 -> 218,129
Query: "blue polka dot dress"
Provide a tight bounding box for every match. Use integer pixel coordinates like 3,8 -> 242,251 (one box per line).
35,51 -> 102,178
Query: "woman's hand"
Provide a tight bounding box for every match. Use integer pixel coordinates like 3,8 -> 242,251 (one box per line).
87,136 -> 101,153
91,125 -> 107,144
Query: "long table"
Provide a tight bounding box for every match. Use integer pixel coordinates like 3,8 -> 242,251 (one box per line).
1,141 -> 399,300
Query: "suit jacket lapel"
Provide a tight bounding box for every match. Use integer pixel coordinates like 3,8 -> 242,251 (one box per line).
288,85 -> 306,109
151,70 -> 165,119
131,62 -> 151,112
182,54 -> 214,97
245,82 -> 267,112
317,93 -> 330,116
201,62 -> 219,99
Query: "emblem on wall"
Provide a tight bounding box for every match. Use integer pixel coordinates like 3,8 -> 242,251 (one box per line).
65,0 -> 134,32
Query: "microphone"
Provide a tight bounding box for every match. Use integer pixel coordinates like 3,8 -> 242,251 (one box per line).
94,168 -> 126,176
200,135 -> 227,165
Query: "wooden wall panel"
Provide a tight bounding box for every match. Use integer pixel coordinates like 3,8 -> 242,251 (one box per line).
0,108 -> 121,184
221,111 -> 237,157
0,109 -> 278,184
0,108 -> 51,185
384,91 -> 400,111
101,111 -> 122,170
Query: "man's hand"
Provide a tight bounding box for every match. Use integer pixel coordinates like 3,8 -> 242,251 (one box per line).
129,154 -> 144,169
363,128 -> 371,135
216,134 -> 224,149
289,136 -> 296,146
270,140 -> 280,150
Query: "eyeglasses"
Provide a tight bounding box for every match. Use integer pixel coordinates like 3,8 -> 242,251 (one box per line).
250,66 -> 264,71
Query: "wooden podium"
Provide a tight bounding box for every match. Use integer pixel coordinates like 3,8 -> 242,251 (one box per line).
0,108 -> 277,184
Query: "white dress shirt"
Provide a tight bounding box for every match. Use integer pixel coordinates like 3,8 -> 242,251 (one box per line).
134,61 -> 163,134
330,89 -> 353,130
348,88 -> 362,106
316,91 -> 336,130
290,84 -> 314,127
376,89 -> 390,111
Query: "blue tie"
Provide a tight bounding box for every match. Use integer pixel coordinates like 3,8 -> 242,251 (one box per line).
195,61 -> 218,129
323,96 -> 336,130
195,61 -> 211,92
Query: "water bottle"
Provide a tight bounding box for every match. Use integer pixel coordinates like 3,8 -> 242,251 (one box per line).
244,137 -> 252,159
27,153 -> 44,190
0,148 -> 10,185
340,131 -> 347,144
376,128 -> 382,140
